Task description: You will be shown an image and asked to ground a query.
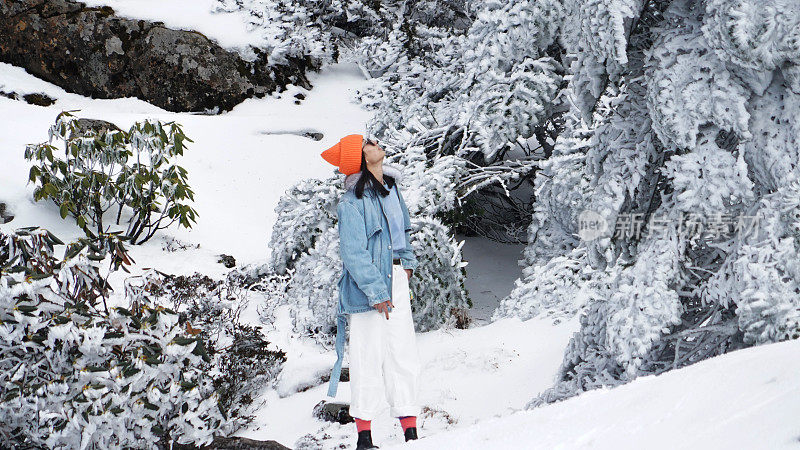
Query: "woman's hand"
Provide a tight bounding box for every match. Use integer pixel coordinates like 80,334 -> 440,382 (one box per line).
374,300 -> 394,320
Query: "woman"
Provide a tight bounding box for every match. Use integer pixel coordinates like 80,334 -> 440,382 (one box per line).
321,134 -> 422,449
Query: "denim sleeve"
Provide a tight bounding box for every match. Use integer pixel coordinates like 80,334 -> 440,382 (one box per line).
337,200 -> 390,306
395,190 -> 419,271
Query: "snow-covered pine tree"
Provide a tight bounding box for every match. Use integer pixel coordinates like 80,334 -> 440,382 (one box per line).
494,0 -> 671,322
491,96 -> 600,322
501,0 -> 800,408
356,0 -> 565,162
458,0 -> 564,161
560,0 -> 648,120
348,0 -> 567,243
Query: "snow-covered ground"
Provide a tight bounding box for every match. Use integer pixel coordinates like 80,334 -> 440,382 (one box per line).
2,59 -> 798,450
390,337 -> 800,449
457,233 -> 526,324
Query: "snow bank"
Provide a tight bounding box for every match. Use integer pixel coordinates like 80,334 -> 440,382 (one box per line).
389,338 -> 800,449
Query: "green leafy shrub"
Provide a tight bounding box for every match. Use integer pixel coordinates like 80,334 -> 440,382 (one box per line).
25,111 -> 197,244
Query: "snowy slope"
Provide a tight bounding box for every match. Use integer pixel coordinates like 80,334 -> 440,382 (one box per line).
1,59 -> 576,448
387,338 -> 800,449
0,61 -> 371,275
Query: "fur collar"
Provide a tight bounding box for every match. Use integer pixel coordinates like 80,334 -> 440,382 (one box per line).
344,163 -> 403,192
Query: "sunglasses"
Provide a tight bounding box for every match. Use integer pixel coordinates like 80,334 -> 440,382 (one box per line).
363,137 -> 380,148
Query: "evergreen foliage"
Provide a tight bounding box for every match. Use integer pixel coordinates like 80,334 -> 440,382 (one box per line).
490,0 -> 800,408
25,112 -> 197,245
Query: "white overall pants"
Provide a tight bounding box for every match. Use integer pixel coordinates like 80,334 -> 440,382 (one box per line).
348,263 -> 422,420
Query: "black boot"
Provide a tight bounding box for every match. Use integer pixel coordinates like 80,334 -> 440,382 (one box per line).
356,429 -> 379,449
404,427 -> 418,442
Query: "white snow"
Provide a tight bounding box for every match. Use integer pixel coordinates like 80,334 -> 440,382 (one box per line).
0,60 -> 371,275
388,337 -> 800,449
2,58 -> 798,450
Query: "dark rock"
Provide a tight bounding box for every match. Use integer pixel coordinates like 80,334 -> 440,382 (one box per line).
167,436 -> 290,450
294,92 -> 305,100
0,0 -> 322,113
258,129 -> 323,141
70,118 -> 122,138
218,254 -> 236,268
22,92 -> 56,106
0,90 -> 56,106
0,202 -> 13,224
317,365 -> 349,382
295,366 -> 348,394
303,131 -> 324,141
313,400 -> 354,424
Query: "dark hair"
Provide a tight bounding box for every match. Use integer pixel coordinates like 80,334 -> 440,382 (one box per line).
354,149 -> 395,199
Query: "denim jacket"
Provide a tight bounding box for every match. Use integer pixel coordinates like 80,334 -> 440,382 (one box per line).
327,164 -> 419,397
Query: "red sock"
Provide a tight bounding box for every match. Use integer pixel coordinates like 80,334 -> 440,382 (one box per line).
398,416 -> 416,431
354,418 -> 371,432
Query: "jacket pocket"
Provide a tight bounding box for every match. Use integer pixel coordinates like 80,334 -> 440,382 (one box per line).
367,224 -> 381,239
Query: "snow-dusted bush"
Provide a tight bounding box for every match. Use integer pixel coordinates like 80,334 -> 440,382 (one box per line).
125,270 -> 287,429
211,0 -> 470,68
493,249 -> 591,323
268,176 -> 340,274
406,216 -> 471,330
25,111 -> 198,244
0,228 -> 232,448
282,225 -> 342,340
213,0 -> 330,64
257,175 -> 342,342
386,137 -> 468,217
354,23 -> 413,78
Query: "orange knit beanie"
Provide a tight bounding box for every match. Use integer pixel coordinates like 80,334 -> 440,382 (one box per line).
321,134 -> 363,176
